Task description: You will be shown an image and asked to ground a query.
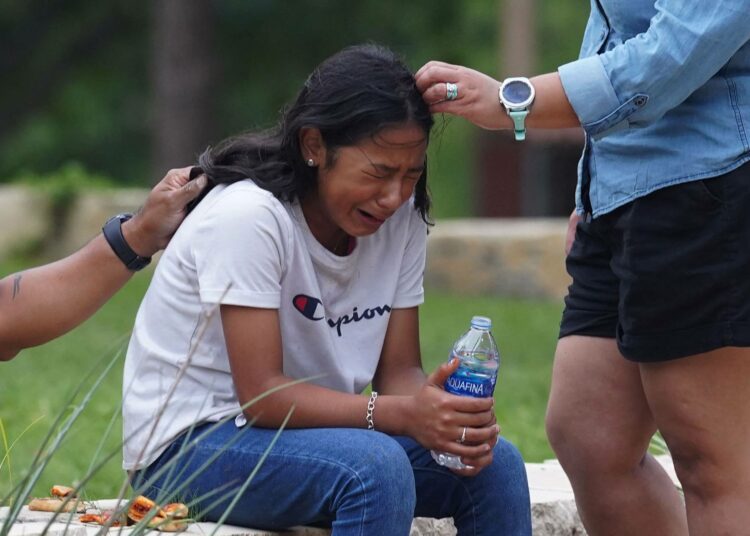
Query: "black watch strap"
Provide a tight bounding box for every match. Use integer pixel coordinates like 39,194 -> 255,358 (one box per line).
102,213 -> 152,271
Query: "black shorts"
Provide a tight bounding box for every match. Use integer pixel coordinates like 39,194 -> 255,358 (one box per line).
559,161 -> 750,362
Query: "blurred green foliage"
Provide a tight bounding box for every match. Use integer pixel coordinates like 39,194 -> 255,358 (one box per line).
12,162 -> 115,208
0,1 -> 586,217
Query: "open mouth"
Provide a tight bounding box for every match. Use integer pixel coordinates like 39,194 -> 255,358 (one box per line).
358,209 -> 386,226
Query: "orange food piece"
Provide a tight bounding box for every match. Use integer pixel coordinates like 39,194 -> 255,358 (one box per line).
127,496 -> 188,532
51,485 -> 76,498
79,513 -> 122,527
79,514 -> 105,524
27,497 -> 84,513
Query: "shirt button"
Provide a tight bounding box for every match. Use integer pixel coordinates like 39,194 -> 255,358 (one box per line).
634,96 -> 648,107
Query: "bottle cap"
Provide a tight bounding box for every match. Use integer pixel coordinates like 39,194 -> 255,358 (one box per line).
470,316 -> 492,330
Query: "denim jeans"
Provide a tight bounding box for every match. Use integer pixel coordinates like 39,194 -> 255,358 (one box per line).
135,420 -> 531,536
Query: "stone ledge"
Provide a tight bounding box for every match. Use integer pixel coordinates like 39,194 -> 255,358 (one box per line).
0,461 -> 581,536
2,457 -> 679,535
5,502 -> 581,536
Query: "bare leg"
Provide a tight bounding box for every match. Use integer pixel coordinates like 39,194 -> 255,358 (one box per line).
546,336 -> 687,535
641,347 -> 750,536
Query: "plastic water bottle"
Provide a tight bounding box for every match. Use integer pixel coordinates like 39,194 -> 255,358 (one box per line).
431,315 -> 500,470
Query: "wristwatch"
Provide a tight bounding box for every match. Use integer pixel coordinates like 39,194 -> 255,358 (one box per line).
102,213 -> 152,271
499,77 -> 536,141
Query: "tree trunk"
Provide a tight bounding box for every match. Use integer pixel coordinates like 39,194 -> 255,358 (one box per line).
499,0 -> 536,75
151,0 -> 217,182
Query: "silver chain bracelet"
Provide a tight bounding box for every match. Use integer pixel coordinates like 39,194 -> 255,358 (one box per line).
366,391 -> 378,430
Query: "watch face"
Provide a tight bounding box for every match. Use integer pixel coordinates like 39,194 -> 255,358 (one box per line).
502,80 -> 533,105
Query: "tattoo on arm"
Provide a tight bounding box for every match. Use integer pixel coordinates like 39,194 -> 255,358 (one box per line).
12,274 -> 22,300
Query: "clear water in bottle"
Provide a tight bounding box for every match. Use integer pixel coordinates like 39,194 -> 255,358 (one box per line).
431,315 -> 500,470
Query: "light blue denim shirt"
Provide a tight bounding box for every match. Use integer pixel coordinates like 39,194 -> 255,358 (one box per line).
558,0 -> 750,218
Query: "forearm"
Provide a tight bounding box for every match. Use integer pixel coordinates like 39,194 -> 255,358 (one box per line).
486,73 -> 580,130
241,375 -> 416,435
416,62 -> 581,131
0,232 -> 135,356
238,361 -> 495,462
0,167 -> 205,360
373,364 -> 427,396
527,72 -> 580,129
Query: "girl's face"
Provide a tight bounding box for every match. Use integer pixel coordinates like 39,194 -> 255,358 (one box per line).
301,122 -> 428,251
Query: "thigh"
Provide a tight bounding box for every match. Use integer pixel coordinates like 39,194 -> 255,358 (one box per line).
137,421 -> 415,532
554,215 -> 655,463
640,346 -> 750,487
547,336 -> 656,464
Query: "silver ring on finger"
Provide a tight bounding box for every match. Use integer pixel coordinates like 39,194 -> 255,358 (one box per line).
457,426 -> 467,444
445,82 -> 459,101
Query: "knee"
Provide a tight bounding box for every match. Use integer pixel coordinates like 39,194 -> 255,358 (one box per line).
475,438 -> 529,506
461,439 -> 530,533
668,439 -> 731,501
545,406 -> 595,464
545,404 -> 582,457
545,409 -> 642,476
345,433 -> 416,515
492,438 -> 527,483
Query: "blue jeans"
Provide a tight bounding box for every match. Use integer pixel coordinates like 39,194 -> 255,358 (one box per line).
135,420 -> 531,536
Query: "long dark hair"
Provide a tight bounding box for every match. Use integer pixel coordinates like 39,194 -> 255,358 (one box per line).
192,44 -> 434,222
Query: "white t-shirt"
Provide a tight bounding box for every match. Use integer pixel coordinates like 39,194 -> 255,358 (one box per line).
122,180 -> 427,470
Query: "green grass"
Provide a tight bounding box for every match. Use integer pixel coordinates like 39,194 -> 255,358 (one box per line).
0,261 -> 151,501
418,293 -> 561,462
0,261 -> 560,501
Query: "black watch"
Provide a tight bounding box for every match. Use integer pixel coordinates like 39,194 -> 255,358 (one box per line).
102,213 -> 152,271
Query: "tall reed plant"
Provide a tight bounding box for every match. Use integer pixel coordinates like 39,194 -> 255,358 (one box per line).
0,297 -> 312,535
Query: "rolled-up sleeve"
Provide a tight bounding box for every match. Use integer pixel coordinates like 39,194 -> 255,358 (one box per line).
559,0 -> 750,138
392,209 -> 427,309
192,189 -> 289,308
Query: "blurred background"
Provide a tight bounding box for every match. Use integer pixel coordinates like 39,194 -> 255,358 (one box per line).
0,0 -> 589,500
0,0 -> 585,219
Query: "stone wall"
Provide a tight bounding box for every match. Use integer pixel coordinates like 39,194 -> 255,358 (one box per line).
426,218 -> 570,299
0,186 -> 53,259
0,186 -> 570,300
0,185 -> 151,262
56,189 -> 152,257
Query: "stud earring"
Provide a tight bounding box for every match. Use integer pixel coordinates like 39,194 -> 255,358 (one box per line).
306,158 -> 315,167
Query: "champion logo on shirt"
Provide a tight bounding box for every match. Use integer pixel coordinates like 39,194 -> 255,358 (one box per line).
292,294 -> 392,337
293,294 -> 325,320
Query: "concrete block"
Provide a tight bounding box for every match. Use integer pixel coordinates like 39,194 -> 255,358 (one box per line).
0,183 -> 573,303
426,219 -> 571,300
531,501 -> 585,535
56,189 -> 150,256
0,186 -> 51,261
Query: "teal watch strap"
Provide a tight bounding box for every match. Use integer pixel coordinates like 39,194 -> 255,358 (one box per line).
508,109 -> 529,141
